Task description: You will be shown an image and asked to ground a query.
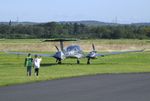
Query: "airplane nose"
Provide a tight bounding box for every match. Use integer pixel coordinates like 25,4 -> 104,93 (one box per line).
87,51 -> 96,58
53,51 -> 65,60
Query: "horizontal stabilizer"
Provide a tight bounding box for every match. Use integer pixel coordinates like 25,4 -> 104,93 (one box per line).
42,38 -> 79,42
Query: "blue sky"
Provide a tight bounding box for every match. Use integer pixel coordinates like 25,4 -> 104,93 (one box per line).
0,0 -> 150,23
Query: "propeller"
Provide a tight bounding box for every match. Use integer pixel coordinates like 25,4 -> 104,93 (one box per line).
86,43 -> 97,64
92,43 -> 95,51
55,45 -> 60,52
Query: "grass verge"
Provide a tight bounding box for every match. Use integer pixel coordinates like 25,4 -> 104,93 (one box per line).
0,51 -> 150,86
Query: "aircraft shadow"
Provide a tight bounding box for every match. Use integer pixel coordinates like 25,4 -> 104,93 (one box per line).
41,63 -> 57,67
41,62 -> 119,67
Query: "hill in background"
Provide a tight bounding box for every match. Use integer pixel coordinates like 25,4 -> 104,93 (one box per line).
0,20 -> 150,26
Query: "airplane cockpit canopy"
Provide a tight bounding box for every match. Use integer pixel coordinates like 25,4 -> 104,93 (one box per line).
64,45 -> 83,53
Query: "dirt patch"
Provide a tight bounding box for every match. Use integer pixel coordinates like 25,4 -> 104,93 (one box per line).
0,41 -> 149,52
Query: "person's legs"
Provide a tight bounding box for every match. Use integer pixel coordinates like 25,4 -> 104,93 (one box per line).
27,67 -> 29,76
35,68 -> 38,76
27,66 -> 32,76
37,68 -> 39,76
34,68 -> 36,76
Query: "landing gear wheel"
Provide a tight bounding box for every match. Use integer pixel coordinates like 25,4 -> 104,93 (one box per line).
77,59 -> 80,64
87,58 -> 90,64
58,59 -> 62,64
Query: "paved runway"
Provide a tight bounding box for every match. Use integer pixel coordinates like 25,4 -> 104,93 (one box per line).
0,73 -> 150,101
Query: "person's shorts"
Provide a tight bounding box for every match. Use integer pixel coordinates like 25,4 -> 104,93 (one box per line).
35,68 -> 39,73
27,66 -> 32,72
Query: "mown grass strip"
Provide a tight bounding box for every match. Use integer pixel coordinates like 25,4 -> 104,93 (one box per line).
0,51 -> 150,86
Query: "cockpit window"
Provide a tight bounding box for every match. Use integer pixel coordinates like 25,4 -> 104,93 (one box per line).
65,45 -> 82,52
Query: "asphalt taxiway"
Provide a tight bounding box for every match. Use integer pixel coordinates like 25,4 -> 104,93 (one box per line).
0,73 -> 150,101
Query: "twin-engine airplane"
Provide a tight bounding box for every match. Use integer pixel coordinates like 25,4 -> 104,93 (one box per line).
4,39 -> 144,64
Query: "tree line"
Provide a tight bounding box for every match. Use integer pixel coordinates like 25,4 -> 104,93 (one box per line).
0,22 -> 150,39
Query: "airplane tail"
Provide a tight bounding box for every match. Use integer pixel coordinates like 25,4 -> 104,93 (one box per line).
43,38 -> 78,51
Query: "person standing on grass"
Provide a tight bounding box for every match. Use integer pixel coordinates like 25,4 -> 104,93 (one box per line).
33,55 -> 42,77
24,53 -> 33,76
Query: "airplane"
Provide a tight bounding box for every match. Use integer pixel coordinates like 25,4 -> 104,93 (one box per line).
3,38 -> 145,64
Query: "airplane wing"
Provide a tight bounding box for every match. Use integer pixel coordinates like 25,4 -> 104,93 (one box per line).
3,51 -> 53,57
96,49 -> 145,57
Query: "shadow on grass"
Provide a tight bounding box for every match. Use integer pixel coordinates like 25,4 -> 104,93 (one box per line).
41,63 -> 57,67
41,62 -> 119,67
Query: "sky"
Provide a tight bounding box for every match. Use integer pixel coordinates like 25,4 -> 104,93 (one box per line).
0,0 -> 150,24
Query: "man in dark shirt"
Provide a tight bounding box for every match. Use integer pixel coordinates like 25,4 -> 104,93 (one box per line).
24,53 -> 33,76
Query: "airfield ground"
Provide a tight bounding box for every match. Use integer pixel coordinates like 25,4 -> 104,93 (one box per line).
0,39 -> 150,86
0,39 -> 150,52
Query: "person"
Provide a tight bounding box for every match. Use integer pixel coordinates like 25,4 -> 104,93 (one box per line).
33,55 -> 42,76
24,53 -> 33,76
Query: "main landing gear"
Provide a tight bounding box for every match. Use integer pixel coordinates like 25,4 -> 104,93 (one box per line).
77,59 -> 80,64
87,58 -> 91,64
56,59 -> 62,64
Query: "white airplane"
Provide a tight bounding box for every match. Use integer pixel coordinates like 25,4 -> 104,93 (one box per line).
3,39 -> 145,64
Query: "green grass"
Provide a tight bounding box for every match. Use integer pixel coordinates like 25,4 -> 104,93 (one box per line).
0,51 -> 150,86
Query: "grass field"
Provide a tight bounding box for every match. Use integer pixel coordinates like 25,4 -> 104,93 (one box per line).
0,39 -> 150,86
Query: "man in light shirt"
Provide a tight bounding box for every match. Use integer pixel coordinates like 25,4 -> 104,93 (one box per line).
33,55 -> 42,76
